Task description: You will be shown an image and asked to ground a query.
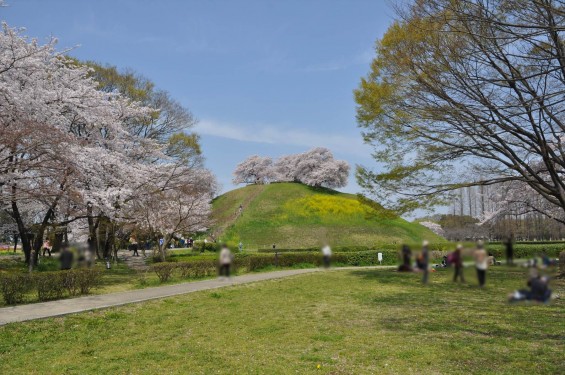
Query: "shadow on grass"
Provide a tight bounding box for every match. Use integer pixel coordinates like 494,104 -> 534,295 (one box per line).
346,267 -> 564,343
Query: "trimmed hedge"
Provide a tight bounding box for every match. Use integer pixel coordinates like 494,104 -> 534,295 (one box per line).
486,244 -> 564,259
258,243 -> 565,258
193,242 -> 222,253
258,244 -> 454,253
152,260 -> 218,282
0,273 -> 32,305
35,272 -> 67,301
0,268 -> 101,305
151,251 -> 408,283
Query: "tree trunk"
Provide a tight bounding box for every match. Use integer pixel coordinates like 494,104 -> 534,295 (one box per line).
11,199 -> 31,264
87,206 -> 102,259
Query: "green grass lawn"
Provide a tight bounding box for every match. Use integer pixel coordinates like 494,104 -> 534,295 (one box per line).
212,183 -> 443,249
1,266 -> 563,374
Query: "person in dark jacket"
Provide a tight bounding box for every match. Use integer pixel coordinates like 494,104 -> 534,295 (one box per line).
452,244 -> 465,283
509,269 -> 552,303
398,244 -> 412,272
504,234 -> 514,266
421,240 -> 430,284
60,245 -> 74,270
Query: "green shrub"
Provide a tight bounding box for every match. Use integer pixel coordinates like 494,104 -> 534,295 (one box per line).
62,269 -> 100,296
153,262 -> 177,282
77,269 -> 101,294
34,272 -> 66,301
0,273 -> 32,305
175,260 -> 217,278
193,242 -> 221,253
63,270 -> 81,296
486,244 -> 564,259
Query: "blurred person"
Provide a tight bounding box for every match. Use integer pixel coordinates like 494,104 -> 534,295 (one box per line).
452,244 -> 465,283
131,241 -> 139,257
473,241 -> 488,287
504,234 -> 514,266
143,240 -> 151,258
219,244 -> 233,280
421,240 -> 430,284
60,245 -> 73,270
321,244 -> 332,268
238,242 -> 243,252
84,246 -> 94,268
42,239 -> 51,257
541,252 -> 557,268
509,269 -> 552,303
398,244 -> 412,272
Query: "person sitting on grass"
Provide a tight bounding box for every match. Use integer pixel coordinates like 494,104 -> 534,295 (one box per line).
508,269 -> 552,303
398,244 -> 412,272
541,252 -> 557,268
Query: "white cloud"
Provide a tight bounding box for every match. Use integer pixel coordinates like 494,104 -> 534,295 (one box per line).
196,119 -> 370,157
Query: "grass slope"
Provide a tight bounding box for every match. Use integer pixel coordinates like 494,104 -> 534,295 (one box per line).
212,183 -> 442,249
1,267 -> 563,374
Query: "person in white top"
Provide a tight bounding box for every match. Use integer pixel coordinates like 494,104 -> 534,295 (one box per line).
219,245 -> 233,279
473,241 -> 488,287
322,244 -> 332,268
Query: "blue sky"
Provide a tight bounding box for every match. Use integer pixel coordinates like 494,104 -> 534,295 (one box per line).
1,0 -> 394,194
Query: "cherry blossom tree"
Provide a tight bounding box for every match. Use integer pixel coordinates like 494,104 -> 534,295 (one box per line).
0,23 -> 214,266
295,148 -> 350,189
419,221 -> 445,238
134,167 -> 217,261
235,148 -> 350,189
232,155 -> 274,184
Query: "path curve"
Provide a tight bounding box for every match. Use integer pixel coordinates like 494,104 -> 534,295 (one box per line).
0,266 -> 392,326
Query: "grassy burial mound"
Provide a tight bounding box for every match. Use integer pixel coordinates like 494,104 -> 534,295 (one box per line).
211,183 -> 442,249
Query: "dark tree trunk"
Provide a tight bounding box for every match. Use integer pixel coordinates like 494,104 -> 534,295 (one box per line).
11,199 -> 31,264
52,231 -> 64,253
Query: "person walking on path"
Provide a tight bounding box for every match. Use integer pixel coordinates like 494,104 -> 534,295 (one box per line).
219,244 -> 233,280
452,244 -> 465,283
504,234 -> 514,266
42,239 -> 51,257
321,244 -> 332,268
143,240 -> 151,258
421,240 -> 430,284
132,242 -> 139,257
474,241 -> 488,287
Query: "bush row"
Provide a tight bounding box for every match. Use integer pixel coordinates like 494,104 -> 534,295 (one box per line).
153,260 -> 219,282
257,243 -> 565,257
192,242 -> 222,252
0,269 -> 101,305
152,251 -> 408,282
487,244 -> 564,259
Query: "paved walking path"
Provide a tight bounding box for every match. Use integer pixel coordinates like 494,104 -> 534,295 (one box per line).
0,266 -> 392,326
117,249 -> 150,271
